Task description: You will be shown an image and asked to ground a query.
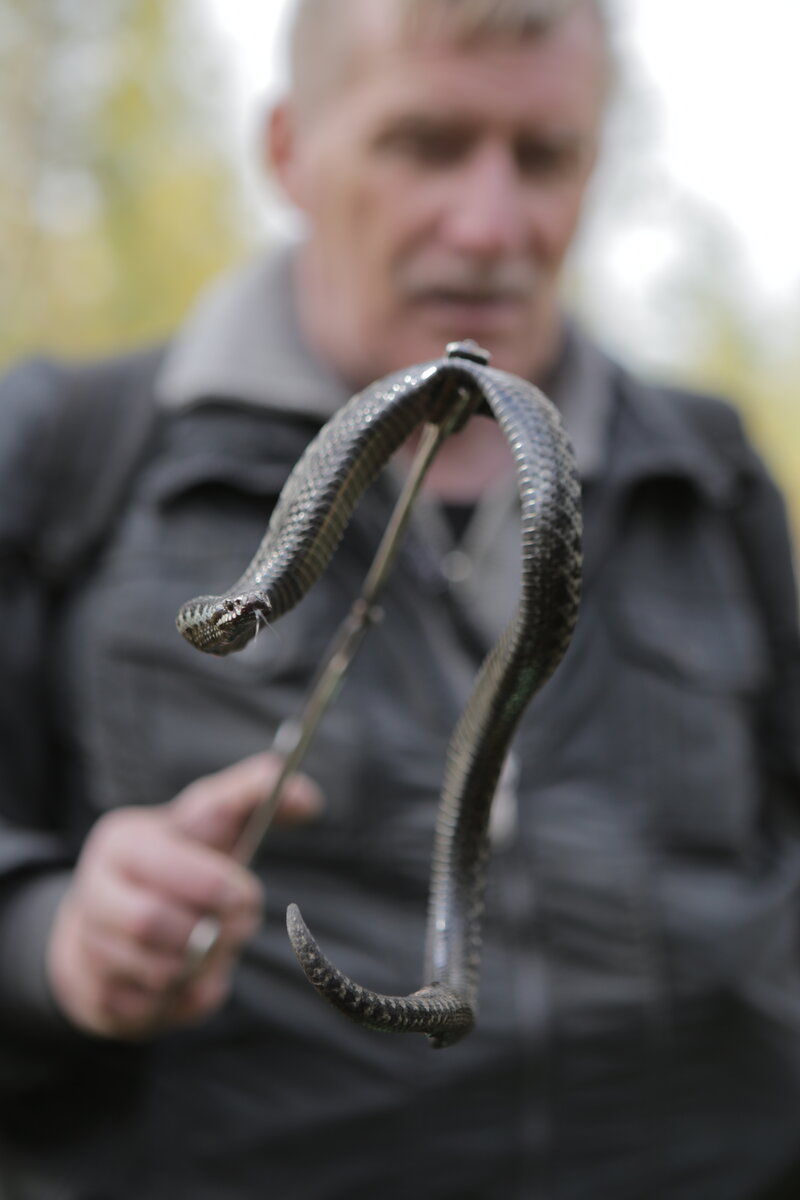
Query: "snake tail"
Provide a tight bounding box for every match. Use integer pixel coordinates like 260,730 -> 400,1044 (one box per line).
286,903 -> 474,1048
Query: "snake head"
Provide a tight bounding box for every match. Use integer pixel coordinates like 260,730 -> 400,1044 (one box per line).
176,592 -> 271,656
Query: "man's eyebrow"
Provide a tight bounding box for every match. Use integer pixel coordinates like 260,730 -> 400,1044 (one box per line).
518,129 -> 590,153
372,114 -> 588,142
370,113 -> 475,144
368,115 -> 595,171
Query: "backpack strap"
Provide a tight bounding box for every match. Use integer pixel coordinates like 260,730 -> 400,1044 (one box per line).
683,390 -> 800,778
32,345 -> 166,589
682,390 -> 797,655
728,452 -> 800,779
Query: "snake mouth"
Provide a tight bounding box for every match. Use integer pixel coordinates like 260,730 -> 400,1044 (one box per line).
182,593 -> 271,656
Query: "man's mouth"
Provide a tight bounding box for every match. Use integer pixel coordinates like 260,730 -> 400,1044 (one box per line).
413,288 -> 528,329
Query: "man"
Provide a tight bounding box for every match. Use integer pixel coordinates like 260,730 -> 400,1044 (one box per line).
1,1 -> 799,1197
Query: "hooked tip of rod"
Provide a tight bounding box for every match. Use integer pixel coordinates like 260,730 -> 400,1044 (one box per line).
446,339 -> 491,365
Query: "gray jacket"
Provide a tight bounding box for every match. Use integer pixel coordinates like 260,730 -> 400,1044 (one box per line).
1,252 -> 799,1200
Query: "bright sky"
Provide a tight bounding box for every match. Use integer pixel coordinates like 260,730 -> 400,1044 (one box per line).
615,1 -> 800,296
203,0 -> 800,366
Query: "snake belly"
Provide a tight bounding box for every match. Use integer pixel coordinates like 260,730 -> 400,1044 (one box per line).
176,347 -> 582,1047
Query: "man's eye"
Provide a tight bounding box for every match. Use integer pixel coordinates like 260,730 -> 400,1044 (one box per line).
516,140 -> 578,178
383,128 -> 470,166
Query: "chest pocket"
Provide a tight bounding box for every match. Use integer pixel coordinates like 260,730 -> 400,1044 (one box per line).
152,455 -> 358,681
605,481 -> 770,857
56,415 -> 373,843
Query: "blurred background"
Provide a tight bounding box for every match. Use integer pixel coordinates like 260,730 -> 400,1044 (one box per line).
1,0 -> 797,533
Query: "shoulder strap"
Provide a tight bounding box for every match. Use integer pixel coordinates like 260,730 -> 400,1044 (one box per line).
682,392 -> 796,636
654,386 -> 800,782
727,452 -> 800,774
33,345 -> 166,589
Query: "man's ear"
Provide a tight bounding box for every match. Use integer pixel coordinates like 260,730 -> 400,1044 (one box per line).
266,100 -> 307,209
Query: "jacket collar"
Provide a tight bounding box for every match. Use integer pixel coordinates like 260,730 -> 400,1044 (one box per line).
155,242 -> 352,422
154,241 -> 616,484
606,362 -> 745,507
155,241 -> 743,506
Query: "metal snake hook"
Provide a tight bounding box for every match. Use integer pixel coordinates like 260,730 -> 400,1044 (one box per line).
177,340 -> 582,1046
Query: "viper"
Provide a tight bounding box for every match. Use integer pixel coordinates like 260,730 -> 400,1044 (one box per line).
176,341 -> 582,1047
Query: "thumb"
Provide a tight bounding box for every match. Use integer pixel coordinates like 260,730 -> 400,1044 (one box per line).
168,753 -> 324,853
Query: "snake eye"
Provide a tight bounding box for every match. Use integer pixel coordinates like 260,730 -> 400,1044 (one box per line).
217,596 -> 248,626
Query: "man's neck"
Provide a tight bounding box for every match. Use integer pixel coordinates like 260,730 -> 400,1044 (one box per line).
403,415 -> 516,502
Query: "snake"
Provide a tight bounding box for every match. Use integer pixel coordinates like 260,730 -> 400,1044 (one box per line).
176,341 -> 582,1048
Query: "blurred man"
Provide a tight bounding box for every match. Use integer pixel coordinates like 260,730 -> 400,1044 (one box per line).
1,1 -> 799,1197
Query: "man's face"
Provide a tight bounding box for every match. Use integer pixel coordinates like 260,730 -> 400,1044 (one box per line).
273,4 -> 607,387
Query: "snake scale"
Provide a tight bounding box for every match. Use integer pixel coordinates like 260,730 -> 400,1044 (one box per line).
176,341 -> 582,1048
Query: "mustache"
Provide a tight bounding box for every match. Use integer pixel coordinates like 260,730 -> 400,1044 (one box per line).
399,261 -> 537,302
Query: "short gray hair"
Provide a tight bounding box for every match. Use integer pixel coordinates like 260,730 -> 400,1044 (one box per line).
396,0 -> 606,42
286,0 -> 609,109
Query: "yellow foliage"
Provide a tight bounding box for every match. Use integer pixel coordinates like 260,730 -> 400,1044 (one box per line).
0,0 -> 250,366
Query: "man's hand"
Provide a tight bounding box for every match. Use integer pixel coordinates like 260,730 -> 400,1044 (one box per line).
46,753 -> 322,1039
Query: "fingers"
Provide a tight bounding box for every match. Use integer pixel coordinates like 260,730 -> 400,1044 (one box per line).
86,869 -> 260,962
45,754 -> 323,1040
169,752 -> 324,851
71,915 -> 242,1035
78,921 -> 192,997
46,830 -> 259,1038
96,811 -> 262,918
52,916 -> 238,1038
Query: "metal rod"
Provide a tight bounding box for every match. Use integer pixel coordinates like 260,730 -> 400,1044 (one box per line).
231,417 -> 449,865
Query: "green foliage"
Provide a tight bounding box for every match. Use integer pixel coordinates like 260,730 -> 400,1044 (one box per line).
0,0 -> 250,365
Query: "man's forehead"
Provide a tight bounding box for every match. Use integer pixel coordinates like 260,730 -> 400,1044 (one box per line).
342,0 -> 601,44
288,0 -> 608,127
337,5 -> 606,127
345,0 -> 605,94
345,0 -> 589,54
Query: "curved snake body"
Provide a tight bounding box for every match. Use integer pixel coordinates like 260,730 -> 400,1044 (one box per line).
176,344 -> 582,1047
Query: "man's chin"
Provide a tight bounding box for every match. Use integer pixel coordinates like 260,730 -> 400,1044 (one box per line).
400,316 -> 538,380
361,307 -> 547,384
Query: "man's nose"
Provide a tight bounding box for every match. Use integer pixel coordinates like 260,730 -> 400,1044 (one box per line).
440,144 -> 528,259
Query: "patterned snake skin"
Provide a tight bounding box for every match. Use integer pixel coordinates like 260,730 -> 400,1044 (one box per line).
176,342 -> 582,1047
